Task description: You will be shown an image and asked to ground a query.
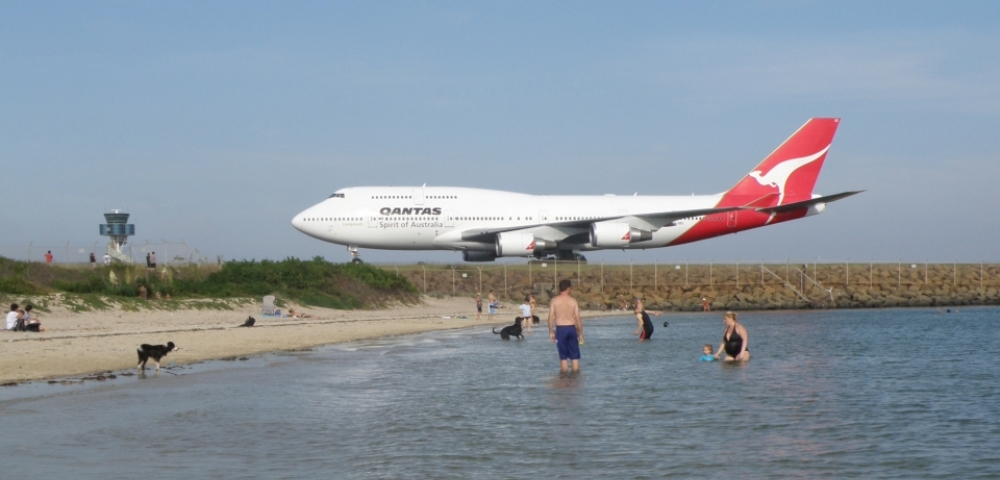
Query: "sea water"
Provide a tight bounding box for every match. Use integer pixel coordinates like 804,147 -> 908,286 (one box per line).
2,308 -> 999,479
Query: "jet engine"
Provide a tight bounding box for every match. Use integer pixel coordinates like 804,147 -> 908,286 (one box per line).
495,232 -> 551,257
463,251 -> 497,262
589,221 -> 653,248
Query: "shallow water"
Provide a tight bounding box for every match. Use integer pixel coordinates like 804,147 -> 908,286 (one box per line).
2,308 -> 999,479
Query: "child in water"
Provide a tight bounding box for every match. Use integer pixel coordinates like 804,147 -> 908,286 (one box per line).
700,344 -> 716,362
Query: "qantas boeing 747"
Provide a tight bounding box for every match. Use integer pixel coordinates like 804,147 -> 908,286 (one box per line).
292,118 -> 861,263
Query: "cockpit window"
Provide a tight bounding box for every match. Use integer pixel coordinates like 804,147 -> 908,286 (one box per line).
329,193 -> 345,198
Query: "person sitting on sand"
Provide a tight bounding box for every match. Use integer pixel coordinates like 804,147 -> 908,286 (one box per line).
288,308 -> 312,319
6,303 -> 19,331
23,305 -> 44,332
714,311 -> 750,362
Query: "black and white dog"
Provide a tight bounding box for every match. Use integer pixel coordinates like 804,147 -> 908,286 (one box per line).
137,342 -> 178,373
492,317 -> 524,341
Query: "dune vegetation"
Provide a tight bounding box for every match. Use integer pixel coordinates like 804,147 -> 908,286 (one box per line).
0,256 -> 417,309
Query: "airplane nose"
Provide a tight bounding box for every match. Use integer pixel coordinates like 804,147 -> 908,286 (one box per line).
292,211 -> 307,232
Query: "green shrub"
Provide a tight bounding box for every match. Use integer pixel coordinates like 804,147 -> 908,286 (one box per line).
0,276 -> 45,295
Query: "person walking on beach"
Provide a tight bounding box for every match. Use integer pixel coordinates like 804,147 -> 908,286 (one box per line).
475,293 -> 483,320
548,279 -> 583,372
150,252 -> 157,269
89,252 -> 96,269
714,311 -> 750,362
487,291 -> 497,321
44,251 -> 53,264
146,252 -> 151,269
519,295 -> 533,333
702,297 -> 711,312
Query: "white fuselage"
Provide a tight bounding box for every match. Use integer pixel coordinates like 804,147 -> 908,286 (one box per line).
292,186 -> 723,253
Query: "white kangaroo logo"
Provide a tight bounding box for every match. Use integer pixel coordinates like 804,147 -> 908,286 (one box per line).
747,145 -> 829,205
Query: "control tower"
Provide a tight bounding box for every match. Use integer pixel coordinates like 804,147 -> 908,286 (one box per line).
99,209 -> 135,263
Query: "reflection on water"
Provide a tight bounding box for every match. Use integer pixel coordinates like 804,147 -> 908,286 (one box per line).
2,308 -> 1000,479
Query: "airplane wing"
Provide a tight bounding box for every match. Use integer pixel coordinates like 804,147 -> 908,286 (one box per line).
459,205 -> 745,242
754,190 -> 864,214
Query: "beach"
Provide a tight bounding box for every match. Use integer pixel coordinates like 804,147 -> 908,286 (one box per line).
0,296 -> 615,383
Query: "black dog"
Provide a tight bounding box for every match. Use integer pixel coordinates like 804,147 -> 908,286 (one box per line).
240,316 -> 256,327
492,317 -> 524,340
137,342 -> 178,373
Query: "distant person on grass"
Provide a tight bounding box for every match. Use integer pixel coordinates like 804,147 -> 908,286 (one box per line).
44,251 -> 53,264
548,279 -> 583,372
475,293 -> 482,320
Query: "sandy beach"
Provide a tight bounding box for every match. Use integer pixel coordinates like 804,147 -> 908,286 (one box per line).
0,296 -> 620,384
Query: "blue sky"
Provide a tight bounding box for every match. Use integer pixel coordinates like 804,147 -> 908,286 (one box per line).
2,1 -> 998,264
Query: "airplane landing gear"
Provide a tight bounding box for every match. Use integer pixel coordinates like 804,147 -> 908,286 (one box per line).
348,245 -> 363,264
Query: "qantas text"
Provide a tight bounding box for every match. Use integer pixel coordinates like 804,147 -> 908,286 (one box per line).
379,207 -> 442,216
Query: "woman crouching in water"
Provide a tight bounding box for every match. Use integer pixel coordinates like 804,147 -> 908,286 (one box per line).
714,311 -> 749,361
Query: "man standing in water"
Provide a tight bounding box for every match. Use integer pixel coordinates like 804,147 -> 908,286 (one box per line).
548,279 -> 583,372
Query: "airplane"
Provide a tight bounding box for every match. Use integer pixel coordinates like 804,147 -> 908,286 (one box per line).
292,118 -> 861,263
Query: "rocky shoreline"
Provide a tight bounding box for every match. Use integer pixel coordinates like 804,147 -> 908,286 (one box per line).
393,262 -> 999,311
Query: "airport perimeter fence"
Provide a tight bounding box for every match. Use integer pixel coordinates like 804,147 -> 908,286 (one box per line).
0,241 -> 216,266
375,260 -> 1000,305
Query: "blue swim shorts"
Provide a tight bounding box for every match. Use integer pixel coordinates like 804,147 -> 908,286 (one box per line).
555,325 -> 580,360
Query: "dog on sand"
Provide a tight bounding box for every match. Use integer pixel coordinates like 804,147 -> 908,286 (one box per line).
492,317 -> 524,340
137,342 -> 178,373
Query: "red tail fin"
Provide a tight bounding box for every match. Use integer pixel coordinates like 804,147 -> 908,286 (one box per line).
727,118 -> 840,205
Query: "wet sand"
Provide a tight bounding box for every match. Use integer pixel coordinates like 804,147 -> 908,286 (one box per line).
0,296 -> 619,383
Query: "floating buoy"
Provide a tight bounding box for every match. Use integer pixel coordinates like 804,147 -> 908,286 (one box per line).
662,321 -> 669,327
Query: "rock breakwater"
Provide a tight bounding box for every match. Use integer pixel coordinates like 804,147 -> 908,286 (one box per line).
387,262 -> 999,311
